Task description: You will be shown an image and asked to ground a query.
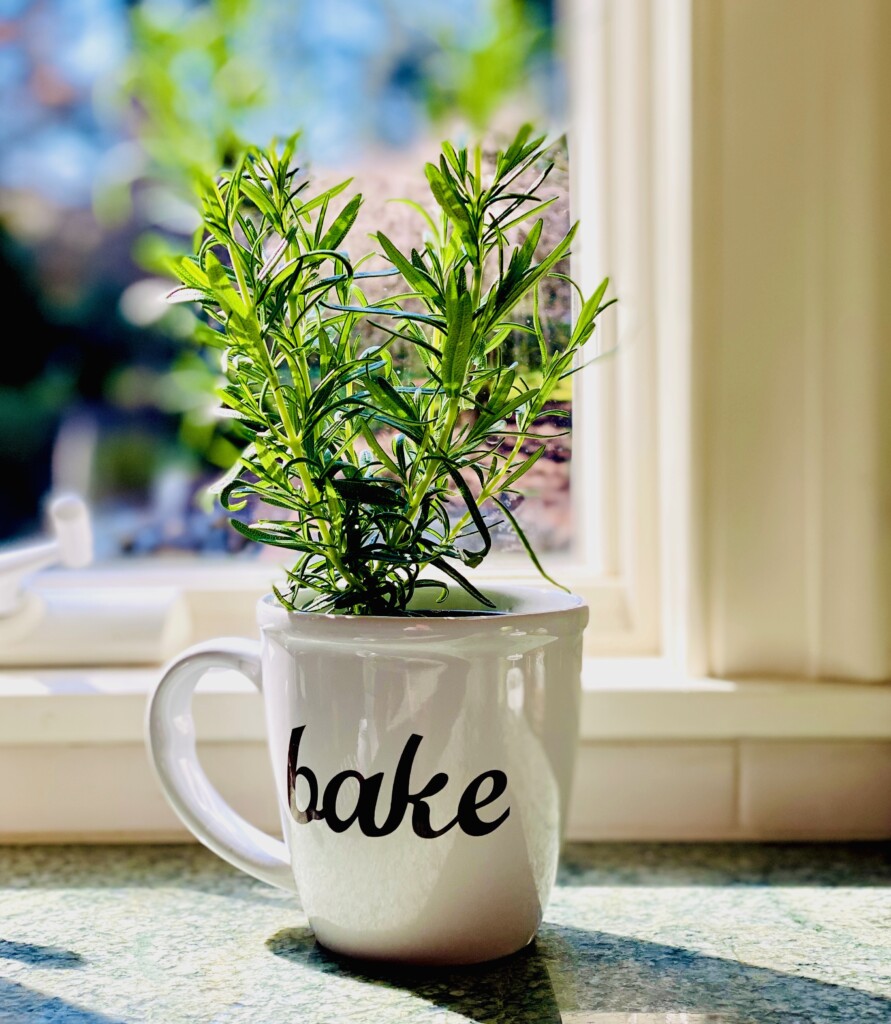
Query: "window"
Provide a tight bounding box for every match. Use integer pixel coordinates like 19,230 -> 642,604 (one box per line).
3,2 -> 567,551
2,0 -> 660,656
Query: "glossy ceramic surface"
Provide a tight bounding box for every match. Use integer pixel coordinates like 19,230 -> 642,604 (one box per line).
147,586 -> 587,965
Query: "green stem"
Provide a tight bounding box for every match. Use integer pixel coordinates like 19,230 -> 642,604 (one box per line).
360,423 -> 400,475
403,395 -> 460,529
231,254 -> 251,305
254,179 -> 360,589
471,141 -> 485,333
472,265 -> 483,314
450,432 -> 524,540
246,290 -> 359,590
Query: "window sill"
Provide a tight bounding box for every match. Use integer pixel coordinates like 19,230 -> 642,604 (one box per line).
1,657 -> 889,746
2,659 -> 889,841
24,561 -> 652,658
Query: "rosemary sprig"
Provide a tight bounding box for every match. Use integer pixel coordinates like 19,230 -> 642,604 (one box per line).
168,127 -> 612,615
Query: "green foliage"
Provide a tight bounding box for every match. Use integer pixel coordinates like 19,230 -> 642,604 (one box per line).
123,0 -> 260,188
169,127 -> 612,615
423,0 -> 551,131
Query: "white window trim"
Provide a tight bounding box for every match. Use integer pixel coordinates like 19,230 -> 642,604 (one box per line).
4,661 -> 891,748
2,662 -> 889,842
564,0 -> 668,657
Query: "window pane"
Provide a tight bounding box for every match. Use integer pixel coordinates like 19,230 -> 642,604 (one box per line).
0,0 -> 572,562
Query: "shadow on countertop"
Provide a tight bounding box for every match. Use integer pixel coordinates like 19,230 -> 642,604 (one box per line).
0,940 -> 123,1024
266,923 -> 891,1024
0,940 -> 84,968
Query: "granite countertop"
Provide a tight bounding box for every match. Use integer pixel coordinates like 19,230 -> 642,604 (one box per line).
1,843 -> 888,1024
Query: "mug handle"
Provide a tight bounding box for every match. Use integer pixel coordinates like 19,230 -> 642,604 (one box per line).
146,638 -> 298,896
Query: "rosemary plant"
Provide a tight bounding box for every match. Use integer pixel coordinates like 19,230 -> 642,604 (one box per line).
168,126 -> 612,615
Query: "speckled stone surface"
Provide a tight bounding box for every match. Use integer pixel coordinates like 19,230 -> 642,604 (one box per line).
1,843 -> 889,1023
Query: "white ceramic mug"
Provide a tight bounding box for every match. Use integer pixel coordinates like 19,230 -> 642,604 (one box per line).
146,586 -> 587,965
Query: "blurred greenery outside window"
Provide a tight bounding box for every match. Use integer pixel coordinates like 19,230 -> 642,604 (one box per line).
0,0 -> 575,562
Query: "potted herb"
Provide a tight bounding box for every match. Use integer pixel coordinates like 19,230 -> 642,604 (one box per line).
148,126 -> 612,965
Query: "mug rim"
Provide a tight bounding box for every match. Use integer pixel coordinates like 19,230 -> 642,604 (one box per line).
257,584 -> 587,632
